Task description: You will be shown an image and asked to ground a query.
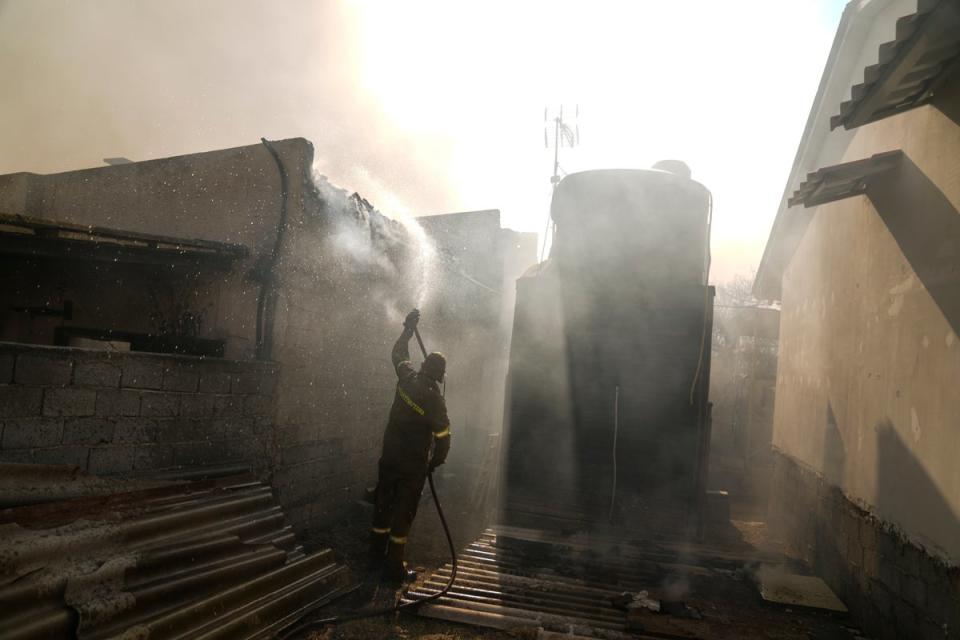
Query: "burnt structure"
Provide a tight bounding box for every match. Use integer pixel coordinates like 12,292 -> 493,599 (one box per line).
502,167 -> 714,532
0,138 -> 535,536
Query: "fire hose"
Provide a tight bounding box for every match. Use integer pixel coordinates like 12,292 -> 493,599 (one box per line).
277,326 -> 458,639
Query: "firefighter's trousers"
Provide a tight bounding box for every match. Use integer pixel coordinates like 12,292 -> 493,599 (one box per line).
371,460 -> 427,543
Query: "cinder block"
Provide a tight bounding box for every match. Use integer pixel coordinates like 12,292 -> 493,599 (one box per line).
163,366 -> 198,392
879,528 -> 899,562
243,395 -> 273,417
892,599 -> 922,639
225,438 -> 256,461
280,444 -> 315,466
214,417 -> 247,439
43,388 -> 96,417
900,574 -> 926,609
860,516 -> 878,552
212,395 -> 242,417
276,422 -> 314,446
879,560 -> 901,594
863,549 -> 881,579
198,372 -> 232,394
232,371 -> 264,394
180,394 -> 215,417
155,418 -> 200,444
0,386 -> 43,418
0,353 -> 13,384
14,353 -> 72,386
63,417 -> 114,445
173,441 -> 228,466
251,415 -> 272,437
133,445 -> 174,470
901,544 -> 921,579
227,436 -> 267,461
74,361 -> 121,388
0,449 -> 33,463
88,446 -> 136,475
114,418 -> 158,444
140,392 -> 180,417
33,446 -> 90,468
259,372 -> 278,396
121,360 -> 164,389
2,418 -> 63,448
95,389 -> 141,417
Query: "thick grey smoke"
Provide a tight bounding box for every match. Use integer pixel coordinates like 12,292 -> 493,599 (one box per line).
0,0 -> 460,216
309,170 -> 438,324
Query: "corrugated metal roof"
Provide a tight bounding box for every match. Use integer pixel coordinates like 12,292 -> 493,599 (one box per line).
787,150 -> 903,208
405,526 -> 861,640
0,469 -> 352,639
831,0 -> 960,130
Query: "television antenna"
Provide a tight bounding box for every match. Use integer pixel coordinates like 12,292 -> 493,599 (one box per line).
545,104 -> 579,186
540,104 -> 580,262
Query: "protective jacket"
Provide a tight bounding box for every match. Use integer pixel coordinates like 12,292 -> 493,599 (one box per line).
379,330 -> 451,475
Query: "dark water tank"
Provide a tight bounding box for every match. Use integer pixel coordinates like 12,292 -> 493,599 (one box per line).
502,167 -> 714,534
550,168 -> 710,290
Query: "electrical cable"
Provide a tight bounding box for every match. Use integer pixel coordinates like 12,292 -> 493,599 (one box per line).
256,138 -> 292,362
277,325 -> 458,639
608,385 -> 619,523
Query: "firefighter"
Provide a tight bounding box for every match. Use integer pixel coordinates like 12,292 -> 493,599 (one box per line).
370,309 -> 451,583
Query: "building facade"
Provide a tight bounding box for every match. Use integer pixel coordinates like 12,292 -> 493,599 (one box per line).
755,1 -> 960,637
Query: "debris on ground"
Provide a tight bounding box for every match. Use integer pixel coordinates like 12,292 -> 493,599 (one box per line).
610,590 -> 660,613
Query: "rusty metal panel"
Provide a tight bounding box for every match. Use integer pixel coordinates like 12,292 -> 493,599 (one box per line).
0,470 -> 352,639
831,0 -> 960,130
787,150 -> 903,208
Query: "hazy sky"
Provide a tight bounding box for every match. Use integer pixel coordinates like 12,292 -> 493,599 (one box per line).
0,0 -> 846,282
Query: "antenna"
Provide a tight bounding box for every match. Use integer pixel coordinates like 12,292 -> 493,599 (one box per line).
540,104 -> 580,262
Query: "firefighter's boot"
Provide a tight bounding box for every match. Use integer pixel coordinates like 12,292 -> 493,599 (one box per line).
382,540 -> 417,584
369,530 -> 389,568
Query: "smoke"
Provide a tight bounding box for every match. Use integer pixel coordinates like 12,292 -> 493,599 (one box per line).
309,168 -> 438,325
0,0 -> 461,218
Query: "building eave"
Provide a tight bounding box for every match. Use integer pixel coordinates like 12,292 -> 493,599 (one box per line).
754,0 -> 896,301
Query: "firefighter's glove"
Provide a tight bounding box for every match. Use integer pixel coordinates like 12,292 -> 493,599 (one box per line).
403,309 -> 421,332
429,435 -> 450,472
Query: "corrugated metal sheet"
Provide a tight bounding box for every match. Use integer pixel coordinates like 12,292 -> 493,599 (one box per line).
406,526 -> 860,640
0,468 -> 352,639
831,0 -> 960,130
788,150 -> 903,208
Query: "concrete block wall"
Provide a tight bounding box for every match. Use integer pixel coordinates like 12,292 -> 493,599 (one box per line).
770,452 -> 960,640
0,342 -> 277,475
269,258 -> 408,534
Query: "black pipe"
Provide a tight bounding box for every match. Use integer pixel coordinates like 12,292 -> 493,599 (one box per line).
256,137 -> 292,361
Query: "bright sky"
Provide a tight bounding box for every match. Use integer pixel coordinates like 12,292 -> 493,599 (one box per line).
0,0 -> 846,282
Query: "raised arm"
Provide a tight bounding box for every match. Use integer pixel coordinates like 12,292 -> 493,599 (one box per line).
392,309 -> 420,376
